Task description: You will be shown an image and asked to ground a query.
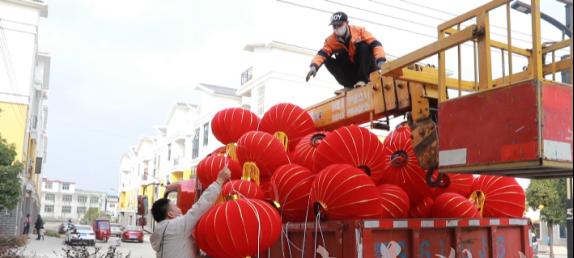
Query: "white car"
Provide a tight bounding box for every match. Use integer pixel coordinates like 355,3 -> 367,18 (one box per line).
65,224 -> 96,246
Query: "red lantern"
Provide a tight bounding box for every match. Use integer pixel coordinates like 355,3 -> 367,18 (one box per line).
311,164 -> 382,220
271,164 -> 316,222
211,108 -> 260,160
211,108 -> 260,144
222,180 -> 264,200
431,193 -> 480,218
291,131 -> 329,173
433,172 -> 475,198
377,184 -> 410,218
409,197 -> 434,218
196,199 -> 282,258
316,125 -> 386,184
470,175 -> 526,218
196,155 -> 242,187
259,103 -> 316,152
381,123 -> 434,205
236,131 -> 290,184
210,146 -> 227,156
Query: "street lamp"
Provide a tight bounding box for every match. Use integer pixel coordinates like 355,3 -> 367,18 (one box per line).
511,0 -> 572,37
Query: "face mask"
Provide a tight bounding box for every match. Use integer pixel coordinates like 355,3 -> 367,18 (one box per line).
335,25 -> 347,37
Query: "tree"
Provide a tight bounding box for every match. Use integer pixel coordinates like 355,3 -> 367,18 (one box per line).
0,135 -> 22,210
81,208 -> 101,224
526,179 -> 567,258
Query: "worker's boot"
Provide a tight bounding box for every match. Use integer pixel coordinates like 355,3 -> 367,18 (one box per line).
353,81 -> 366,88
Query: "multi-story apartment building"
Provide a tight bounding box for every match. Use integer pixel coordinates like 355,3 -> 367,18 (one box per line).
40,178 -> 107,223
0,0 -> 50,236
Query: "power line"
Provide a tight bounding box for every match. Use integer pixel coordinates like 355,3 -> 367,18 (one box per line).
398,0 -> 559,42
330,0 -> 544,46
276,0 -> 438,39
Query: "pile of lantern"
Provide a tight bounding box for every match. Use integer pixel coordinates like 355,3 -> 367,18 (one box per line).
194,103 -> 526,257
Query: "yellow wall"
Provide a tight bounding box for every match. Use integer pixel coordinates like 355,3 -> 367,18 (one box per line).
0,102 -> 28,162
170,171 -> 183,183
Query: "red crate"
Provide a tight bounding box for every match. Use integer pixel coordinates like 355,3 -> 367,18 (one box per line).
438,80 -> 573,178
269,218 -> 533,258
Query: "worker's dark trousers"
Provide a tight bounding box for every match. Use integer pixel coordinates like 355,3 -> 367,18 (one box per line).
324,42 -> 378,88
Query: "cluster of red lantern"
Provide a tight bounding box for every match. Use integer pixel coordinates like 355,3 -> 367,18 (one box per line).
193,103 -> 526,257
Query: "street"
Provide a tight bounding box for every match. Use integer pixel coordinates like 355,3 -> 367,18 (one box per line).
22,235 -> 155,258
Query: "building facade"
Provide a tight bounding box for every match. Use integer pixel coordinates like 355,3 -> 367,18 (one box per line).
0,0 -> 49,236
40,178 -> 107,223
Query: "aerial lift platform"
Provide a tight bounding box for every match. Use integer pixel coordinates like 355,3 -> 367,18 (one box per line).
306,0 -> 573,181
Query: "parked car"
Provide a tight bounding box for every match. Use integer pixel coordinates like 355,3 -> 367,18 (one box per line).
110,224 -> 123,237
121,226 -> 143,243
65,224 -> 95,246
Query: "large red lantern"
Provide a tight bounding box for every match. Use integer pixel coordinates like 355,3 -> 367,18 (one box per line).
271,164 -> 316,222
381,123 -> 434,205
316,125 -> 386,184
377,184 -> 410,218
470,175 -> 526,218
236,131 -> 290,184
433,172 -> 475,198
259,103 -> 316,152
196,199 -> 282,258
291,131 -> 329,173
431,193 -> 480,218
222,180 -> 264,200
311,164 -> 382,220
410,197 -> 434,218
211,108 -> 260,160
196,155 -> 242,187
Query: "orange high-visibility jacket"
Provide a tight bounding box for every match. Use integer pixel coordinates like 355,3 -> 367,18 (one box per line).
311,25 -> 386,69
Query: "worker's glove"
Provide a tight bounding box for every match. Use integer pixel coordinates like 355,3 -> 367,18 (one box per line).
306,66 -> 317,82
376,58 -> 387,68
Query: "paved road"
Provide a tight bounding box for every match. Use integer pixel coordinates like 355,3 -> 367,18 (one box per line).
22,235 -> 155,258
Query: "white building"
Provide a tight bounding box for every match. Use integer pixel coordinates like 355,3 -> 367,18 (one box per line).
104,195 -> 119,221
0,0 -> 50,236
40,178 -> 106,223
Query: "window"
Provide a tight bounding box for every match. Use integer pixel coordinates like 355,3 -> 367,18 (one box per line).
167,143 -> 172,161
77,195 -> 87,203
241,66 -> 253,85
110,203 -> 116,208
62,183 -> 70,190
256,86 -> 265,116
45,182 -> 52,189
62,206 -> 71,213
77,207 -> 86,214
44,205 -> 54,213
90,197 -> 99,204
45,193 -> 55,201
203,123 -> 209,146
62,195 -> 72,202
192,128 -> 200,159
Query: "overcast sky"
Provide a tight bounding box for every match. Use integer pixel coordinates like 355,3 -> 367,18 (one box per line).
40,0 -> 569,192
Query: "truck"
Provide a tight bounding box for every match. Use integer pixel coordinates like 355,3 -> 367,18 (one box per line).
160,0 -> 572,257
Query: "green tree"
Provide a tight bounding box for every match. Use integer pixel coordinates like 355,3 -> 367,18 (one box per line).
81,208 -> 101,224
0,135 -> 22,210
526,178 -> 567,258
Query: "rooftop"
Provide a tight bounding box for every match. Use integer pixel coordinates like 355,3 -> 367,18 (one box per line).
197,83 -> 238,97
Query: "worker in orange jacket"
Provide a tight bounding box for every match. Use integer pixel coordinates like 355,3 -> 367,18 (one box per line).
306,12 -> 386,94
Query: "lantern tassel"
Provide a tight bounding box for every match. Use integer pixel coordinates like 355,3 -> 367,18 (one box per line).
469,190 -> 486,216
226,143 -> 238,161
274,131 -> 289,151
242,162 -> 261,186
